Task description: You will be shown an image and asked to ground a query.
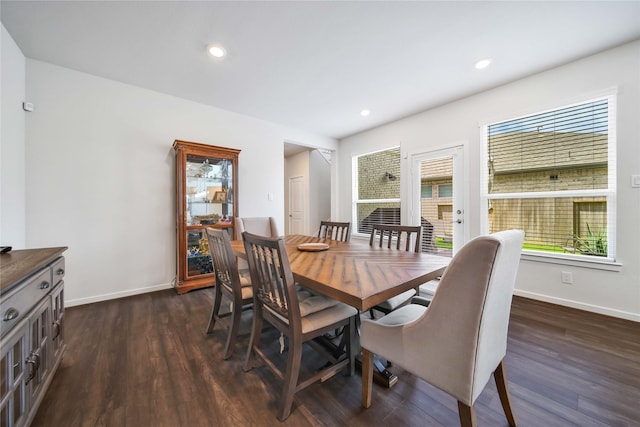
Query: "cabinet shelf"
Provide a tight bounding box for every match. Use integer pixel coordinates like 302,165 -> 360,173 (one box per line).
190,201 -> 230,204
186,223 -> 232,230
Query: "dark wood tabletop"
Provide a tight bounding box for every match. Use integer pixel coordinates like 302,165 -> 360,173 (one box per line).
231,234 -> 448,311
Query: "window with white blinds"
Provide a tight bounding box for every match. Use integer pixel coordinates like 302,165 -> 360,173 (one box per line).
352,147 -> 401,236
481,96 -> 616,260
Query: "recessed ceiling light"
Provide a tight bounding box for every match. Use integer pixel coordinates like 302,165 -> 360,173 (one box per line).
475,59 -> 491,69
207,44 -> 226,58
360,109 -> 371,117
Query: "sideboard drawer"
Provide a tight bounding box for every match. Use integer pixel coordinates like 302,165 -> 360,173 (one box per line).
51,257 -> 65,285
1,268 -> 52,338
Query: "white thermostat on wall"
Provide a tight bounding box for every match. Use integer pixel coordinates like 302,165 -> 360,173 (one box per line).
22,102 -> 34,112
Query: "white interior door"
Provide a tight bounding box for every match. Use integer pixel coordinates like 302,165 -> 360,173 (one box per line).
288,176 -> 305,234
411,146 -> 465,257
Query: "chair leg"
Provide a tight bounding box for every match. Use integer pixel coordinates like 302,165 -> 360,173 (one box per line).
347,317 -> 355,376
206,284 -> 223,334
222,299 -> 242,360
494,360 -> 517,427
278,335 -> 302,421
361,348 -> 374,408
457,401 -> 477,427
243,307 -> 263,372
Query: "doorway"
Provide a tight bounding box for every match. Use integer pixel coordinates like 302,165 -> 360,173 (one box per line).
411,146 -> 465,257
288,175 -> 305,234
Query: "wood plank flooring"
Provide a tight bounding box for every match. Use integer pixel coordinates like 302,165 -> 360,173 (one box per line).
32,290 -> 640,426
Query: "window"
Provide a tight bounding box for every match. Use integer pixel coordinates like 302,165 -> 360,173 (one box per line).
353,147 -> 401,236
438,183 -> 452,198
481,97 -> 615,260
421,183 -> 433,199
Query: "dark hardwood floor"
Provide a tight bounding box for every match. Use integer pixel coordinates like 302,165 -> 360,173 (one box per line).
32,289 -> 640,426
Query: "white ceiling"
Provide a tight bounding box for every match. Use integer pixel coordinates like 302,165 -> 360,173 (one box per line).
2,1 -> 639,140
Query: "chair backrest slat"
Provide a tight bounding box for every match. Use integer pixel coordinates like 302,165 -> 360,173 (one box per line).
243,232 -> 299,322
318,221 -> 351,242
205,227 -> 241,293
369,224 -> 422,253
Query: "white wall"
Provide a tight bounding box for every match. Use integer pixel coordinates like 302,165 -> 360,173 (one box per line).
337,41 -> 640,321
23,59 -> 336,306
309,149 -> 331,233
1,24 -> 26,248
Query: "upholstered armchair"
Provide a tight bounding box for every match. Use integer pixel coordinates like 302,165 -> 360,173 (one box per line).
235,216 -> 279,270
361,230 -> 525,427
235,216 -> 279,238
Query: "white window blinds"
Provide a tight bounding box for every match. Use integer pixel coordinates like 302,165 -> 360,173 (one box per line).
483,97 -> 615,260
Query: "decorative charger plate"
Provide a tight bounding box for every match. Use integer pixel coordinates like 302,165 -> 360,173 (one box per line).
297,243 -> 330,252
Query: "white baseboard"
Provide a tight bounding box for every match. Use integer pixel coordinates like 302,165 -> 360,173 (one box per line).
514,289 -> 640,322
66,282 -> 174,307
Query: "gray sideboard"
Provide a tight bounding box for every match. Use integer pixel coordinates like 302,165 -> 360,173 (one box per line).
0,247 -> 67,427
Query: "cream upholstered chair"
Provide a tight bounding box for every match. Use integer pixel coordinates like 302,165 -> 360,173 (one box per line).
369,224 -> 422,317
235,217 -> 279,270
318,220 -> 351,242
242,232 -> 357,421
361,230 -> 525,427
204,228 -> 253,359
235,216 -> 279,238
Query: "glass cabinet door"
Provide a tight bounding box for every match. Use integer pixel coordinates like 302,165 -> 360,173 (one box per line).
185,154 -> 234,227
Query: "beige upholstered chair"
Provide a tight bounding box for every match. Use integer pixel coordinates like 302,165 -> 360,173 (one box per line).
369,224 -> 422,316
204,228 -> 253,359
318,220 -> 351,242
235,216 -> 279,238
235,217 -> 279,270
242,232 -> 357,421
361,230 -> 525,427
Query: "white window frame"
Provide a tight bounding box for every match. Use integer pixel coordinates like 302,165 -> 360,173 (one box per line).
480,95 -> 618,268
352,146 -> 401,238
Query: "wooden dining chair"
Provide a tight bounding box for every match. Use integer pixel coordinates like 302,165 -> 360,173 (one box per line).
369,224 -> 422,317
204,228 -> 253,359
318,220 -> 351,242
242,232 -> 357,421
361,230 -> 525,427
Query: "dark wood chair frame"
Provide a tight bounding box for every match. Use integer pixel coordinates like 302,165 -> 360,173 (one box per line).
369,224 -> 423,316
369,223 -> 422,252
318,221 -> 351,242
205,227 -> 253,360
242,232 -> 356,421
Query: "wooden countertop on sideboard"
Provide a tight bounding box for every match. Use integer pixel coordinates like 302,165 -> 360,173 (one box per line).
0,247 -> 68,295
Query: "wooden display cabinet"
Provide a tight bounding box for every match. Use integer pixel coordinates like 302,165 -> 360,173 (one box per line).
173,140 -> 240,294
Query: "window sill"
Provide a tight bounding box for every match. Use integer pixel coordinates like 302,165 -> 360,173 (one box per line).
521,251 -> 622,272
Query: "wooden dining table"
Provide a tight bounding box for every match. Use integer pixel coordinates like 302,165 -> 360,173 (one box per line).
230,234 -> 449,311
230,233 -> 450,386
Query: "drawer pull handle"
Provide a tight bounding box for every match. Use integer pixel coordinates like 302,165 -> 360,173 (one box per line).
40,281 -> 50,289
25,352 -> 41,384
53,321 -> 62,339
56,268 -> 65,275
3,308 -> 19,321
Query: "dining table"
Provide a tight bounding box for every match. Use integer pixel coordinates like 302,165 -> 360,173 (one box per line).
230,233 -> 450,386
